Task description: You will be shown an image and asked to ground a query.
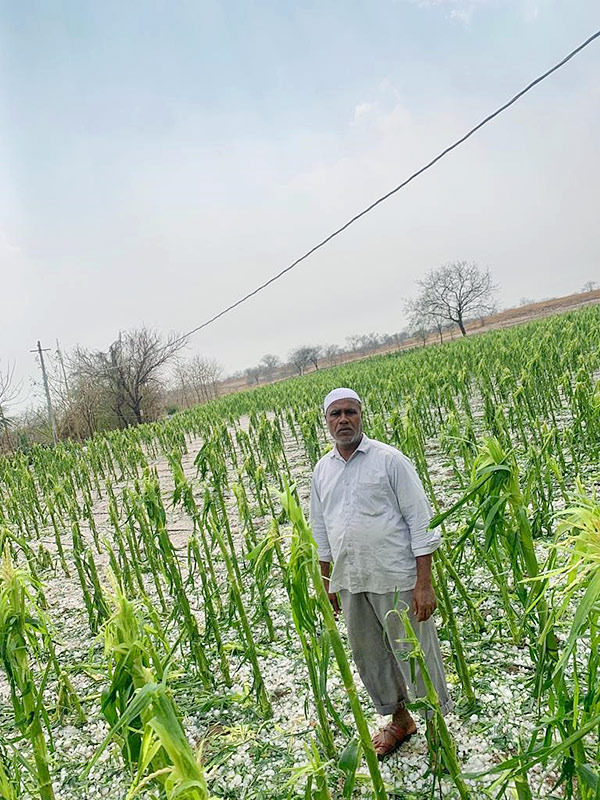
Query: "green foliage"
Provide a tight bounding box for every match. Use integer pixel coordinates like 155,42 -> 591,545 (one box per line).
1,305 -> 600,798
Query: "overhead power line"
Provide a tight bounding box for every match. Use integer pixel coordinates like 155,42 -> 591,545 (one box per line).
171,28 -> 600,350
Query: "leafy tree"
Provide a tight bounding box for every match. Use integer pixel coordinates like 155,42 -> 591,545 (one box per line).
245,367 -> 261,386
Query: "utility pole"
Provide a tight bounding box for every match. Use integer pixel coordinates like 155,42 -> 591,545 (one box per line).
31,341 -> 58,444
56,339 -> 71,398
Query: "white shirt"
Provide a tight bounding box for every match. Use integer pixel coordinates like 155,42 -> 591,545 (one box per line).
309,435 -> 439,594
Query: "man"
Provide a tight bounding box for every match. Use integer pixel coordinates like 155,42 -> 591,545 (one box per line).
309,387 -> 452,759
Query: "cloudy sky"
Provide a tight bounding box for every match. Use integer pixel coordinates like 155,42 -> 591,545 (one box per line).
1,1 -> 599,410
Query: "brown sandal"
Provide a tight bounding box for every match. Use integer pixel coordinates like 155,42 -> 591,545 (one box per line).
372,721 -> 416,760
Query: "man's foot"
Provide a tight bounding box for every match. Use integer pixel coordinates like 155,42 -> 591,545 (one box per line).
372,713 -> 417,760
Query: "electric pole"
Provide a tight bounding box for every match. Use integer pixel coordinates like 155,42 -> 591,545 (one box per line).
31,341 -> 58,444
56,339 -> 71,398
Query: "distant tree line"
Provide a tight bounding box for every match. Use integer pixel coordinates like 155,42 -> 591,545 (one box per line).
4,262 -> 597,451
236,332 -> 411,388
236,261 -> 499,386
0,260 -> 499,449
3,329 -> 224,448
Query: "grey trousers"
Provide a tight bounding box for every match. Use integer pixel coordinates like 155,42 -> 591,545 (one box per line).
338,589 -> 453,717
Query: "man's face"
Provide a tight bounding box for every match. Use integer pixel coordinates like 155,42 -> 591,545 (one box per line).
325,398 -> 363,446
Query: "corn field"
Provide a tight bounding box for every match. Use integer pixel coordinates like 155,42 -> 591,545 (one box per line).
1,305 -> 599,800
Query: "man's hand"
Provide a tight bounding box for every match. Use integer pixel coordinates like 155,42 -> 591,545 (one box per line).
320,560 -> 340,616
413,553 -> 436,622
328,591 -> 340,616
412,582 -> 437,622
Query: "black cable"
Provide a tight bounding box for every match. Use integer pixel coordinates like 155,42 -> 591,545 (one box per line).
170,28 -> 600,350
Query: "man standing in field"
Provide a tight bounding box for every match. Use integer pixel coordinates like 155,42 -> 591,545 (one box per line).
310,387 -> 452,759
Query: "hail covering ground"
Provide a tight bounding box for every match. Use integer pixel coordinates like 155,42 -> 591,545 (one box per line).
29,437 -> 550,798
0,306 -> 599,799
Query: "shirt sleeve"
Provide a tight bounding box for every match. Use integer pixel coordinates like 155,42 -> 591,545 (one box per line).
391,452 -> 440,557
309,468 -> 332,562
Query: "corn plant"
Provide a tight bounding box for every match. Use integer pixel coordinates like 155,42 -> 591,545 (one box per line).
284,737 -> 333,800
142,471 -> 213,687
0,745 -> 20,800
279,480 -> 387,800
0,545 -> 55,800
91,581 -> 210,799
1,302 -> 600,799
393,607 -> 473,799
542,486 -> 600,796
250,515 -> 338,758
203,489 -> 272,718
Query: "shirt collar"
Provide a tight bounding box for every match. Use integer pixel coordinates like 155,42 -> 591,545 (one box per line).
330,434 -> 370,460
356,434 -> 371,453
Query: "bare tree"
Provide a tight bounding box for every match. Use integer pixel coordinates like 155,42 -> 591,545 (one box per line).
413,261 -> 498,336
306,345 -> 322,371
384,331 -> 409,350
357,333 -> 382,354
176,355 -> 223,406
345,335 -> 362,353
581,281 -> 599,293
323,344 -> 341,366
289,346 -> 314,376
259,354 -> 281,380
33,346 -> 112,440
431,318 -> 446,345
58,373 -> 107,439
71,327 -> 185,427
412,325 -> 429,347
0,361 -> 21,451
405,296 -> 435,341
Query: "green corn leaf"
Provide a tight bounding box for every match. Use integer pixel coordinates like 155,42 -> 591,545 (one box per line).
429,464 -> 513,530
84,682 -> 160,779
552,570 -> 600,678
338,736 -> 361,799
576,764 -> 599,791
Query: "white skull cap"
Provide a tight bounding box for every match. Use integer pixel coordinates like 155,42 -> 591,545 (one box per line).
323,388 -> 362,415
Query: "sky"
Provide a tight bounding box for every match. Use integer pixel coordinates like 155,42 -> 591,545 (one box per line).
1,0 -> 599,412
